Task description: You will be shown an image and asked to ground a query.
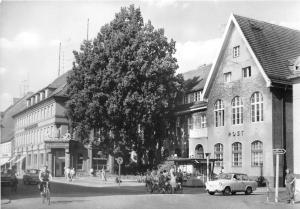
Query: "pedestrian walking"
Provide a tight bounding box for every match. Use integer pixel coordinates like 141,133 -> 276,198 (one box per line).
101,167 -> 107,181
70,168 -> 75,181
64,167 -> 70,181
285,168 -> 296,204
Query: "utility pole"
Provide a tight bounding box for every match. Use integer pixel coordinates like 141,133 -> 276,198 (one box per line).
58,42 -> 61,76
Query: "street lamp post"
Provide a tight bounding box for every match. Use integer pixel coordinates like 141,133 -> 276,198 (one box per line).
205,152 -> 211,182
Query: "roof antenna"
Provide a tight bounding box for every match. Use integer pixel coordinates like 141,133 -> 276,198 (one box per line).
58,42 -> 61,76
87,18 -> 89,41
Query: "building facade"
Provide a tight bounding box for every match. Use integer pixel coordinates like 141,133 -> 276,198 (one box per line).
0,94 -> 32,169
12,72 -> 111,176
203,14 -> 300,186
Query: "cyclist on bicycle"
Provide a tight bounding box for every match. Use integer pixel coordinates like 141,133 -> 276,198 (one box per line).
39,165 -> 52,196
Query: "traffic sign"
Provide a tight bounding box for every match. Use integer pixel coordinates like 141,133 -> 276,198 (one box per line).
116,157 -> 123,165
273,148 -> 286,155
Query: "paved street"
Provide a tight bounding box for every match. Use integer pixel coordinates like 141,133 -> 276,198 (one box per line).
1,177 -> 300,209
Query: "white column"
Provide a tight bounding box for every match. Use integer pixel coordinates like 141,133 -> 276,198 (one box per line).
293,83 -> 300,200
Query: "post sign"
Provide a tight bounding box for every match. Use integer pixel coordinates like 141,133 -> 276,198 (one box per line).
116,157 -> 123,165
273,148 -> 286,155
273,148 -> 286,203
116,157 -> 123,187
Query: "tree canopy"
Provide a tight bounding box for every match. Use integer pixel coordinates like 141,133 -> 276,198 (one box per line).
66,5 -> 183,166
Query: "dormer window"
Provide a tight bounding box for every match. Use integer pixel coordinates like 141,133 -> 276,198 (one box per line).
233,46 -> 240,58
296,65 -> 299,71
45,89 -> 49,98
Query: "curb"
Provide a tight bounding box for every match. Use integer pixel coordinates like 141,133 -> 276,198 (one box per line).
1,199 -> 11,205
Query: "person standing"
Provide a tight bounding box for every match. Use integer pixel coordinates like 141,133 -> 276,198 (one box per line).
101,167 -> 107,181
170,166 -> 176,194
285,168 -> 296,204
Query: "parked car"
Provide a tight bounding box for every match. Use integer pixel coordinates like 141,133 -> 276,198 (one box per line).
205,173 -> 257,195
1,169 -> 18,191
23,169 -> 40,185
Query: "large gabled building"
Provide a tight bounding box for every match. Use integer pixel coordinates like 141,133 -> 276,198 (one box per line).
202,14 -> 300,186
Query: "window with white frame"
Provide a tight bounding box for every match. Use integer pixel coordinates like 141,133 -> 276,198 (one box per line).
251,92 -> 263,122
232,142 -> 242,167
214,100 -> 224,127
188,116 -> 194,130
232,96 -> 243,125
242,66 -> 251,78
201,114 -> 207,128
214,143 -> 224,167
224,72 -> 232,83
194,114 -> 201,129
233,45 -> 240,58
251,140 -> 263,166
40,153 -> 44,166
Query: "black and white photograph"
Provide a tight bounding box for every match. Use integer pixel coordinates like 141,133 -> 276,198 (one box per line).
0,0 -> 300,208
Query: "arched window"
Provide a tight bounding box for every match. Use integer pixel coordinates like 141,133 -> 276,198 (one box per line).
214,143 -> 224,167
214,100 -> 224,127
195,144 -> 204,159
251,92 -> 263,122
232,96 -> 243,125
251,141 -> 263,166
232,142 -> 242,167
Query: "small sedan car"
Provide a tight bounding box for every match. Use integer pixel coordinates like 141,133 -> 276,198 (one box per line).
205,173 -> 257,195
23,169 -> 40,185
1,170 -> 18,191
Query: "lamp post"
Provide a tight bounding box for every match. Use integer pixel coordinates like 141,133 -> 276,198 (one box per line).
205,152 -> 211,182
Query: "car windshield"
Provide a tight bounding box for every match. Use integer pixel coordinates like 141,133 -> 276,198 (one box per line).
218,173 -> 232,180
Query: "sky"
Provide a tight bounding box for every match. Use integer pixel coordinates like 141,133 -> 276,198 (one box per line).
0,0 -> 300,111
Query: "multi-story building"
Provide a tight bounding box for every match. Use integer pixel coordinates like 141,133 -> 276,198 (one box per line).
173,64 -> 210,159
13,73 -> 70,176
12,72 -> 113,176
202,14 -> 300,186
0,94 -> 32,169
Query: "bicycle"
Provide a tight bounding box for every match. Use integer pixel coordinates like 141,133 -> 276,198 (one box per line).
41,181 -> 50,205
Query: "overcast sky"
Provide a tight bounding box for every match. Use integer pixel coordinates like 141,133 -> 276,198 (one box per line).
1,0 -> 300,111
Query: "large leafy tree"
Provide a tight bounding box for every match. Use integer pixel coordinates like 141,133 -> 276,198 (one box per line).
66,5 -> 183,167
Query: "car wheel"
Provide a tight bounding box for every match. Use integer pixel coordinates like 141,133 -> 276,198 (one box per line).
208,191 -> 215,195
245,187 -> 252,195
223,187 -> 231,196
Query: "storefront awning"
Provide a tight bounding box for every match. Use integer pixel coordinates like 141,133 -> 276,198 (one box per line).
0,158 -> 10,166
8,155 -> 17,163
14,155 -> 26,164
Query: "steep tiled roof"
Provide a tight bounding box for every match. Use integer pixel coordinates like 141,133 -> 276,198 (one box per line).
0,92 -> 33,143
48,71 -> 70,89
234,14 -> 300,84
182,64 -> 212,92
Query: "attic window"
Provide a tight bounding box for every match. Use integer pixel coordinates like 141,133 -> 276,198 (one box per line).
233,46 -> 240,58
